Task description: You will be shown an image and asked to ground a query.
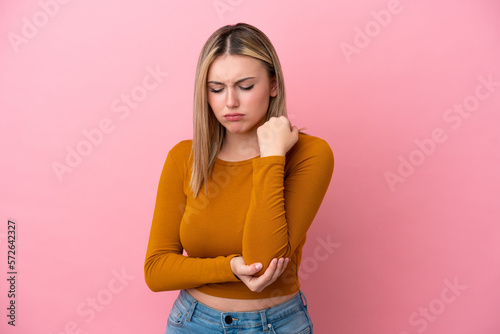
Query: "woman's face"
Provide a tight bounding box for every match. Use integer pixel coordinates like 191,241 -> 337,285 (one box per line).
207,54 -> 277,135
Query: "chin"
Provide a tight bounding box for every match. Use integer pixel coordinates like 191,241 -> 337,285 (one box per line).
225,126 -> 248,134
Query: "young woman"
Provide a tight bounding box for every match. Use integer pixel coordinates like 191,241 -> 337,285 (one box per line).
145,23 -> 334,333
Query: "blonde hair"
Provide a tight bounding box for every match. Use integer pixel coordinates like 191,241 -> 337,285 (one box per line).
190,23 -> 287,197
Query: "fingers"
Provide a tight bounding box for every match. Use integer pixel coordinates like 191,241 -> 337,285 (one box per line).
271,258 -> 290,283
257,116 -> 300,157
238,262 -> 263,277
274,115 -> 290,129
251,263 -> 263,274
265,116 -> 290,130
231,256 -> 263,277
257,258 -> 278,282
257,116 -> 292,135
242,258 -> 290,292
272,258 -> 290,282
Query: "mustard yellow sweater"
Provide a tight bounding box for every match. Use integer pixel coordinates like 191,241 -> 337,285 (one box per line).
144,133 -> 334,299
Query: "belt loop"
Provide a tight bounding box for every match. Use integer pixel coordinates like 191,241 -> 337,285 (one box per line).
185,299 -> 197,322
299,291 -> 308,310
259,310 -> 270,333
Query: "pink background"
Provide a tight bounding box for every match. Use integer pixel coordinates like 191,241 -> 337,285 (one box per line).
1,0 -> 500,333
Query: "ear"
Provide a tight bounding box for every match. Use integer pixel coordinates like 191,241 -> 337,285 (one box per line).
270,76 -> 278,97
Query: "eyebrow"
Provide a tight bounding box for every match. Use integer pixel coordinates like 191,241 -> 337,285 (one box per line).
207,77 -> 255,85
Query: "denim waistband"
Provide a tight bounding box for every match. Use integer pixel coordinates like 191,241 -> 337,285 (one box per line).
177,289 -> 308,329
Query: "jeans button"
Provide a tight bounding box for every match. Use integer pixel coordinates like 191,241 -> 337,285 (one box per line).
225,315 -> 233,324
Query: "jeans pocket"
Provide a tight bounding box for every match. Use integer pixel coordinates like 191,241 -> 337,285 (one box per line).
270,308 -> 313,334
167,302 -> 186,327
269,323 -> 311,334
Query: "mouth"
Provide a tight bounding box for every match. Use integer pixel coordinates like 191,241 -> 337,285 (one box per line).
224,113 -> 244,121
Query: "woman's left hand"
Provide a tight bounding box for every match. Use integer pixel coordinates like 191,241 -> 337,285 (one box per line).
257,116 -> 299,157
231,257 -> 290,293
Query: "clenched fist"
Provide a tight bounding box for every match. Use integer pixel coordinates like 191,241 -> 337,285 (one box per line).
257,116 -> 299,157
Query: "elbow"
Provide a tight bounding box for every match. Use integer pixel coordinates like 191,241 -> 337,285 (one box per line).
144,257 -> 181,292
144,266 -> 159,292
144,258 -> 165,293
243,243 -> 291,273
144,273 -> 161,292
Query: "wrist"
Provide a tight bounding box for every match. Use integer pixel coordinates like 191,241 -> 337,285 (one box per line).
230,256 -> 240,280
259,150 -> 286,157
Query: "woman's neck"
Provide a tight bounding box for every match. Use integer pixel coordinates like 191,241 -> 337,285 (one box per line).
218,131 -> 260,161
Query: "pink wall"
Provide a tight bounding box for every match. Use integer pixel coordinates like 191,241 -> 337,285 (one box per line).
1,0 -> 499,333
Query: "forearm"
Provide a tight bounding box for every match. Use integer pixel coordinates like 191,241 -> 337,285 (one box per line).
144,251 -> 240,292
242,156 -> 290,267
242,138 -> 334,271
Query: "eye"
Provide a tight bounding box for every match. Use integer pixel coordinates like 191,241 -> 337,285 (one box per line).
240,84 -> 254,91
209,88 -> 223,93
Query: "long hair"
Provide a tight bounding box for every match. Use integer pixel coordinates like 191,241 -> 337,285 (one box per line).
190,23 -> 287,197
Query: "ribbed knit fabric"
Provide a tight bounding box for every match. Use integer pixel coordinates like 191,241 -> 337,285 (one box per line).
144,133 -> 334,299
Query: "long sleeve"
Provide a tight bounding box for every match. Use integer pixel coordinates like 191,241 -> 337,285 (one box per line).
144,143 -> 240,292
242,137 -> 334,272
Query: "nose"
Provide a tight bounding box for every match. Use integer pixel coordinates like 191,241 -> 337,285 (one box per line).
226,87 -> 239,109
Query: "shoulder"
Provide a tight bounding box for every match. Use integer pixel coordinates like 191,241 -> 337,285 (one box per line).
170,139 -> 193,153
164,139 -> 192,170
291,133 -> 333,159
169,139 -> 192,156
286,133 -> 334,173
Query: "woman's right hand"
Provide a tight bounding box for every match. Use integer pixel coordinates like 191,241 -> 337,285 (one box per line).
230,256 -> 290,293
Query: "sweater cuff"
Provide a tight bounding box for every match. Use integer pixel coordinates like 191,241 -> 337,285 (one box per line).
252,155 -> 285,167
223,254 -> 242,283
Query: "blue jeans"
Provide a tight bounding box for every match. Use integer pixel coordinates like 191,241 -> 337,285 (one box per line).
165,290 -> 313,333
